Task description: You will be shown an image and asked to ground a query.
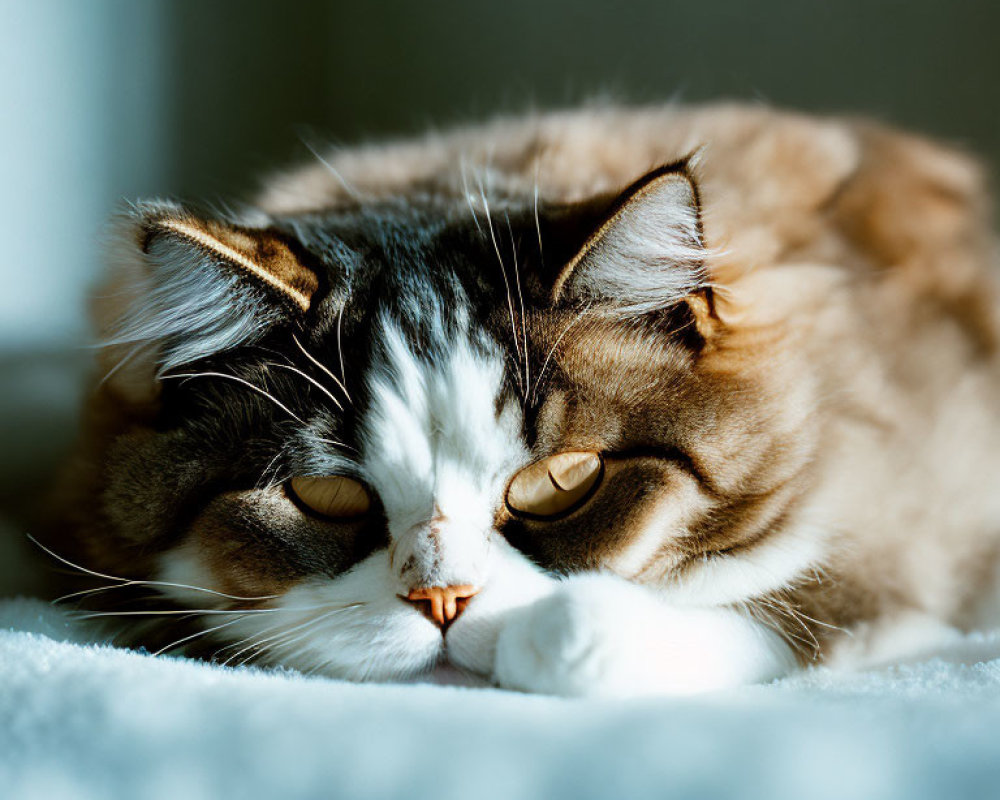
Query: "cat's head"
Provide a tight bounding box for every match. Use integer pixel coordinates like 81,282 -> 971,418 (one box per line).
60,161 -> 817,679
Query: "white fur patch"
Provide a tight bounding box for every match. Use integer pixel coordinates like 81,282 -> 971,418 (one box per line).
158,545 -> 442,678
360,314 -> 527,592
444,539 -> 557,675
254,553 -> 444,680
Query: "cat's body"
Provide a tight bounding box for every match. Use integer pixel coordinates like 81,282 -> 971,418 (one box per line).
46,103 -> 1000,695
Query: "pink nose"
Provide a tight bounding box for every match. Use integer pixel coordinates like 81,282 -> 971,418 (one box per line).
404,585 -> 480,628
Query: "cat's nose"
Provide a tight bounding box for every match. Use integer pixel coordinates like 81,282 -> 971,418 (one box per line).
404,585 -> 480,628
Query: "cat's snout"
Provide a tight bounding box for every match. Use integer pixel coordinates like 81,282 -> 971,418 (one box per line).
404,584 -> 480,629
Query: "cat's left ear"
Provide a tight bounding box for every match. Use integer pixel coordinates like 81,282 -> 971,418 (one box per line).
552,161 -> 713,321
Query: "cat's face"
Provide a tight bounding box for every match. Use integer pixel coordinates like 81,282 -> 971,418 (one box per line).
68,164 -> 816,679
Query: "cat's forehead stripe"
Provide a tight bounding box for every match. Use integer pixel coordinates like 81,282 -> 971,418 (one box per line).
358,312 -> 526,524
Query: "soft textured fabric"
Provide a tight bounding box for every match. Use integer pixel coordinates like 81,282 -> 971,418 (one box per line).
2,595 -> 1000,800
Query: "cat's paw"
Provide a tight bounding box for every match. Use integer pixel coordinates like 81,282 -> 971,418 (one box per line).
492,574 -> 651,697
493,574 -> 794,697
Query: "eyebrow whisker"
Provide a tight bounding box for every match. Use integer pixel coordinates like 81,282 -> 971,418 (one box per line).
161,371 -> 307,426
476,171 -> 525,398
302,139 -> 363,201
531,303 -> 592,404
292,333 -> 352,405
460,156 -> 487,241
268,361 -> 344,412
506,210 -> 530,405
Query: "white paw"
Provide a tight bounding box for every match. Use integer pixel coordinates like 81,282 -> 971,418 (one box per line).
444,541 -> 558,677
493,576 -> 643,697
493,574 -> 794,697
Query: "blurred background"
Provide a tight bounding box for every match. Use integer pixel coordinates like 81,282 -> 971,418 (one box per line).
1,0 -> 998,585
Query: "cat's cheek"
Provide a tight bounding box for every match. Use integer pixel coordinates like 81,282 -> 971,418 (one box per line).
492,574 -> 796,698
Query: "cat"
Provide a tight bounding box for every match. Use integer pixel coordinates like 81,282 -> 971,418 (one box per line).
43,102 -> 1000,696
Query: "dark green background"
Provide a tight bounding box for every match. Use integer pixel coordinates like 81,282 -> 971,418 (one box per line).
161,0 -> 999,200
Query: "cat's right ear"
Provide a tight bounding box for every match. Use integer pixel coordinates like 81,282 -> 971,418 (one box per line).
94,201 -> 319,408
551,161 -> 711,318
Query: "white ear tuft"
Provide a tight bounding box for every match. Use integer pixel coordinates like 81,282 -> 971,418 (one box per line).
552,165 -> 708,315
93,202 -> 318,405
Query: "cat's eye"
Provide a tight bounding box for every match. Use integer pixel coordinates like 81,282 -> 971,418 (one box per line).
288,476 -> 371,520
506,451 -> 604,520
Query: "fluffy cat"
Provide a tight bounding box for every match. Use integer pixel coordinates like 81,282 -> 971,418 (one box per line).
43,103 -> 1000,696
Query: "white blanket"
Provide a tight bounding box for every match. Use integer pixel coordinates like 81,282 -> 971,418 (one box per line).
2,595 -> 1000,800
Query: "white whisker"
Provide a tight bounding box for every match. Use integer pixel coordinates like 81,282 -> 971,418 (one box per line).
256,449 -> 286,491
223,604 -> 362,667
97,342 -> 144,388
336,303 -> 349,391
531,304 -> 592,403
212,619 -> 290,660
315,437 -> 355,453
74,602 -> 338,620
152,614 -> 249,657
29,535 -> 278,602
54,581 -> 279,605
505,211 -> 530,398
476,172 -> 524,395
303,140 -> 362,201
292,334 -> 352,405
268,361 -> 344,412
262,608 -> 359,667
533,158 -> 544,267
460,157 -> 487,240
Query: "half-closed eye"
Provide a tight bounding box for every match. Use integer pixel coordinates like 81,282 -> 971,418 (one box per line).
506,451 -> 604,520
288,476 -> 372,520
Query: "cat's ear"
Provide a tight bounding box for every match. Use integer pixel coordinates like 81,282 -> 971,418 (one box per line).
552,161 -> 712,320
94,201 -> 319,407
